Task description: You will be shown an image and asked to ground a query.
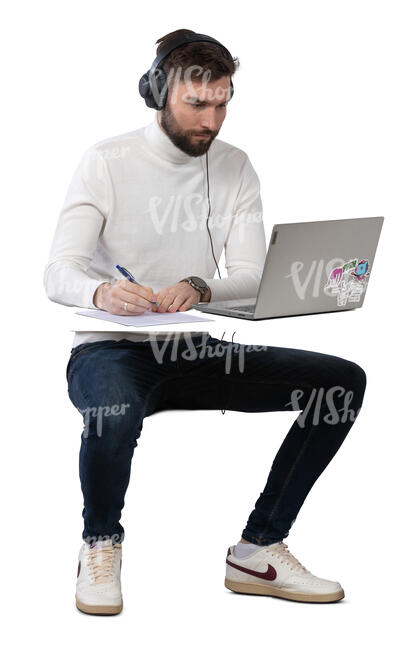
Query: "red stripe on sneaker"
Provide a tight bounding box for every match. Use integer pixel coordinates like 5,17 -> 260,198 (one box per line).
226,555 -> 277,581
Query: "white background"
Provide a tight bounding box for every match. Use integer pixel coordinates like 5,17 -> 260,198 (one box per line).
2,0 -> 412,647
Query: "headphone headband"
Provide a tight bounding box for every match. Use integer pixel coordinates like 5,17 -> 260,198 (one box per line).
149,32 -> 234,77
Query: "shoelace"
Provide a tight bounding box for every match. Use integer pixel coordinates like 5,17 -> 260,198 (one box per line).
266,542 -> 309,573
86,545 -> 117,584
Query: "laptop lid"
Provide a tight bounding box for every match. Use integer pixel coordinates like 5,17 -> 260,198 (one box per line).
252,216 -> 384,319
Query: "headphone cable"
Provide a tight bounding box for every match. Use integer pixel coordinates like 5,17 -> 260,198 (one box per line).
205,150 -> 222,279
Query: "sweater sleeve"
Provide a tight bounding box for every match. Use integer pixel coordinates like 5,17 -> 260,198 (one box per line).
43,146 -> 113,308
203,154 -> 267,302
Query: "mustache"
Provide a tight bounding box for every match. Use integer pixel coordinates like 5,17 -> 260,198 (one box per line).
192,131 -> 215,136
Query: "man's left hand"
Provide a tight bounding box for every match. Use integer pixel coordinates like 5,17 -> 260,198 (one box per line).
151,281 -> 208,313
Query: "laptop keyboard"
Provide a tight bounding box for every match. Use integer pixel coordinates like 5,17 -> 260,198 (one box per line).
226,304 -> 256,313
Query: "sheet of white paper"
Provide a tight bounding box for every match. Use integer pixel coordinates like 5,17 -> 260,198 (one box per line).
75,308 -> 214,327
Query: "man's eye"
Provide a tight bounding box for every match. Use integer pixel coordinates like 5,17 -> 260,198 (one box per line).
192,103 -> 227,108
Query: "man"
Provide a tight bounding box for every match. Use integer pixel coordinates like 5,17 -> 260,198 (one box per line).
44,29 -> 367,614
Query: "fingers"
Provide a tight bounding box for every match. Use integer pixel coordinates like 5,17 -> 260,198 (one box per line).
118,279 -> 154,302
155,289 -> 197,313
105,281 -> 198,315
105,280 -> 155,314
177,297 -> 196,311
117,289 -> 152,311
111,298 -> 148,315
155,289 -> 181,313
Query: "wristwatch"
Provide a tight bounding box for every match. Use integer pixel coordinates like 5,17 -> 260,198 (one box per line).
179,276 -> 210,299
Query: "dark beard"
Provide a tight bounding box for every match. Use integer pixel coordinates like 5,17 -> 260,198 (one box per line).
159,103 -> 217,157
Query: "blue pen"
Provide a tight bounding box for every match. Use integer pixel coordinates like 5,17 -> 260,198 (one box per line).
115,265 -> 160,308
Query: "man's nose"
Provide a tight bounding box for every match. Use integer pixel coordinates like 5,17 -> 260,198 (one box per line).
200,109 -> 218,131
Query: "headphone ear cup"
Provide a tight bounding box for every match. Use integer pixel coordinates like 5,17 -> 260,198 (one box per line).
151,67 -> 168,110
139,71 -> 157,109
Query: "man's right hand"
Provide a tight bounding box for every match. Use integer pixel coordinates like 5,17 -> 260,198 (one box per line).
93,280 -> 155,315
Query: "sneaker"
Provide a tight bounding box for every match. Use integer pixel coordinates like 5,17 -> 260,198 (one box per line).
75,539 -> 123,614
225,541 -> 344,603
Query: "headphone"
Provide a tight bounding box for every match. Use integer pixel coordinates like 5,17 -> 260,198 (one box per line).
139,32 -> 236,279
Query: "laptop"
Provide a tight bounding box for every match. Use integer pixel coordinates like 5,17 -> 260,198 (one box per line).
194,216 -> 384,320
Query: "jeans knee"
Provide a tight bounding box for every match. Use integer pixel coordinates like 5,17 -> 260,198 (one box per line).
80,402 -> 142,450
339,360 -> 367,408
347,360 -> 366,390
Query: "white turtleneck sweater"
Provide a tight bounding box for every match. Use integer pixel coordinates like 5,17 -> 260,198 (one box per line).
44,113 -> 267,348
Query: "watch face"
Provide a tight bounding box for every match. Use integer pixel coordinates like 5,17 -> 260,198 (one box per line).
191,276 -> 207,289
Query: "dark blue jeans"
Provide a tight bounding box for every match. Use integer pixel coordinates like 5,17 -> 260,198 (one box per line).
66,333 -> 367,545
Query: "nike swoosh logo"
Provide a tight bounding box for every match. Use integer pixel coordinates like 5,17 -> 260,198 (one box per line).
226,554 -> 277,581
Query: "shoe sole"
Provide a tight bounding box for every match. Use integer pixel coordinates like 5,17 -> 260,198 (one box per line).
225,577 -> 345,603
76,597 -> 123,615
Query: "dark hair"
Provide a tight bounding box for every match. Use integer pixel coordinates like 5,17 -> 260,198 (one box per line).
155,29 -> 239,81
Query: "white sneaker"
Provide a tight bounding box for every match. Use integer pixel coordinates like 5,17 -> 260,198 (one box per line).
225,541 -> 344,603
75,539 -> 123,614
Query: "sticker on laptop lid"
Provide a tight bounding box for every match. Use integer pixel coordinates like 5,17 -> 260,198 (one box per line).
324,258 -> 370,306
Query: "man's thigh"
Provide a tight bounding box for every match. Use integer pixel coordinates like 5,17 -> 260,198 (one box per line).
165,335 -> 358,414
66,343 -> 178,432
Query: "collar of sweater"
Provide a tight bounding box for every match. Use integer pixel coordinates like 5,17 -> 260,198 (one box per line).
144,112 -> 203,165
